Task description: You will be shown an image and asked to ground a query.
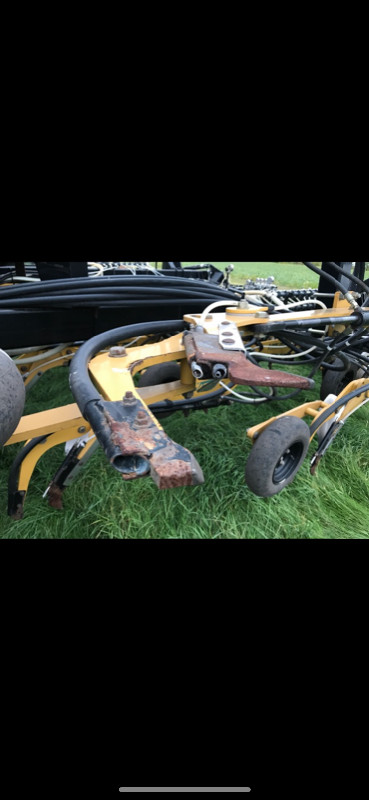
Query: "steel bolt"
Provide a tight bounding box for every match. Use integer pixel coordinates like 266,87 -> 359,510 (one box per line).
109,346 -> 127,358
136,411 -> 149,427
123,391 -> 137,406
78,426 -> 87,433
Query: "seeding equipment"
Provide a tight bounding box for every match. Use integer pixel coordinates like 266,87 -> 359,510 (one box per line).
1,261 -> 369,519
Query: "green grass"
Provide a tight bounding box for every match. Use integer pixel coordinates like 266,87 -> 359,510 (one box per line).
1,261 -> 369,539
182,262 -> 321,289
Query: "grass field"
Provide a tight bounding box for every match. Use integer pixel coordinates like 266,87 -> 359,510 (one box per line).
182,262 -> 321,289
1,261 -> 369,540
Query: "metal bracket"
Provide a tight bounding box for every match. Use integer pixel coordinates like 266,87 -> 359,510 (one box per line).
184,330 -> 314,389
218,321 -> 245,352
87,393 -> 204,489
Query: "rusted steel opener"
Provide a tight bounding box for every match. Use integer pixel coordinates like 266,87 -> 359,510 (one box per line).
183,322 -> 314,390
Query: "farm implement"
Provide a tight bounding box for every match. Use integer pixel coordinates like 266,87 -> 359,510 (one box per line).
1,261 -> 369,519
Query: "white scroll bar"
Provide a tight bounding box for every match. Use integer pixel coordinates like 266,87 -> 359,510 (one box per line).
119,789 -> 252,793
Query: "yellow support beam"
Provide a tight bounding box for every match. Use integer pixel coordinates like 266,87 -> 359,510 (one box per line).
16,427 -> 94,496
6,404 -> 89,445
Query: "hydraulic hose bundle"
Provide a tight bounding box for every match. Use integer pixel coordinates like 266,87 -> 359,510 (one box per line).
0,275 -> 242,310
1,261 -> 367,352
0,273 -> 243,348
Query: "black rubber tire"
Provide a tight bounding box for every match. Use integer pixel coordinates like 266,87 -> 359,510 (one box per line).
0,349 -> 26,446
138,362 -> 181,418
138,362 -> 181,387
320,358 -> 358,400
245,416 -> 311,497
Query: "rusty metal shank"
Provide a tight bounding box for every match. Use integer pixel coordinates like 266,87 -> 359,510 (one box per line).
86,396 -> 204,489
184,332 -> 314,390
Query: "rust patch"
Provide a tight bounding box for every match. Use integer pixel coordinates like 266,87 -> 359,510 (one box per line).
101,404 -> 203,488
12,504 -> 25,521
150,458 -> 194,489
109,418 -> 153,456
129,359 -> 144,374
228,355 -> 311,389
184,332 -> 312,390
104,410 -> 165,459
48,483 -> 64,510
310,455 -> 322,476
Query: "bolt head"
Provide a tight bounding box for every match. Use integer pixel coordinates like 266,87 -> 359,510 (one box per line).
123,391 -> 137,405
136,411 -> 149,427
109,346 -> 127,358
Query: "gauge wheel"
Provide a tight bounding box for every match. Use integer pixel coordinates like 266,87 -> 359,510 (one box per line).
245,416 -> 311,497
138,362 -> 181,418
0,349 -> 26,447
320,358 -> 359,400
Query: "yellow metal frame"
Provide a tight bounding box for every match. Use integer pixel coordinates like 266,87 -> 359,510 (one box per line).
15,428 -> 95,499
11,293 -> 355,393
15,347 -> 77,387
5,404 -> 92,498
6,404 -> 89,445
184,294 -> 355,330
247,378 -> 369,443
6,299 -> 360,438
14,337 -> 154,387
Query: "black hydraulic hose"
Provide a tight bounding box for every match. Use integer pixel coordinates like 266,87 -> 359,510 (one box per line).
150,382 -> 280,412
262,329 -> 354,358
21,286 -> 233,299
149,386 -> 229,413
274,331 -> 355,373
0,286 -> 241,303
0,275 -> 243,299
0,277 -> 242,311
70,320 -> 187,417
256,314 -> 363,333
0,296 -> 236,309
326,325 -> 369,359
251,354 -> 320,367
281,329 -> 347,352
303,262 -> 348,295
325,262 -> 369,298
273,333 -> 312,355
253,354 -> 355,372
250,330 -> 355,385
304,261 -> 369,303
97,300 -> 233,308
0,288 -> 239,300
